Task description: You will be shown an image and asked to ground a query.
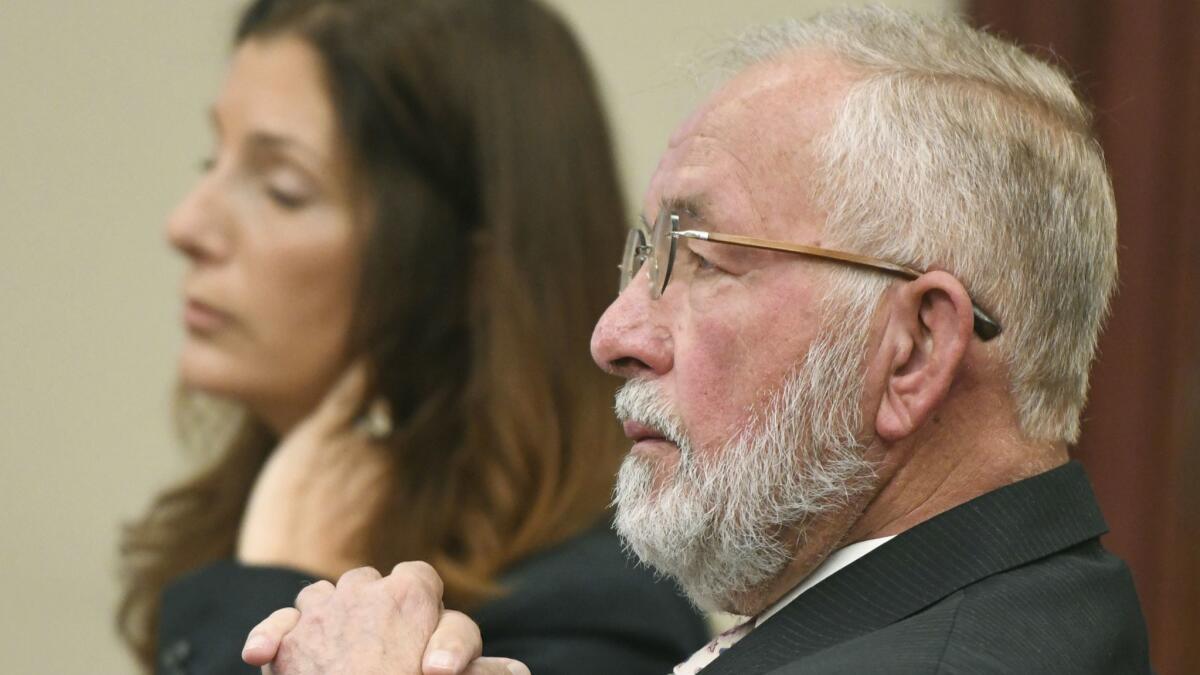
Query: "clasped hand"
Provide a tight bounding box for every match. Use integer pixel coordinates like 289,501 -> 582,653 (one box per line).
242,561 -> 529,675
236,365 -> 528,673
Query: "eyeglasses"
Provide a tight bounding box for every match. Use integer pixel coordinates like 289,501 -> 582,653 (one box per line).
620,210 -> 1002,341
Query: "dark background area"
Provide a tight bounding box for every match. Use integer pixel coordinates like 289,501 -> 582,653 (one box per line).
969,1 -> 1200,672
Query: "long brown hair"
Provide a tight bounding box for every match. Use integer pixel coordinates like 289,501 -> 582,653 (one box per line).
118,0 -> 628,668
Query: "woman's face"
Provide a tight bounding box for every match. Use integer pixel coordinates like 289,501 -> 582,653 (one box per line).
168,35 -> 359,433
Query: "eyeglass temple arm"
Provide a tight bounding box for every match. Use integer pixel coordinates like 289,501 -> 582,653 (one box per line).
674,230 -> 1001,341
675,230 -> 921,278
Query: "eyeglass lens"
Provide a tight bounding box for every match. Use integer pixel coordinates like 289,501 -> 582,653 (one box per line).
619,229 -> 644,292
619,211 -> 683,298
650,211 -> 678,298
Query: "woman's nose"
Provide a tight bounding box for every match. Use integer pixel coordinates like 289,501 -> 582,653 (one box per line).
165,171 -> 233,263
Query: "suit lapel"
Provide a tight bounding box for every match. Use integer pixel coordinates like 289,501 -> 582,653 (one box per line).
700,461 -> 1107,675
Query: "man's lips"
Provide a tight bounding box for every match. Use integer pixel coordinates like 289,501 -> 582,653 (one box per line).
622,420 -> 667,443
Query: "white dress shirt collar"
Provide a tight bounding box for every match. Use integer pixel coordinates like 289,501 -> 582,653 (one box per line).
755,535 -> 895,628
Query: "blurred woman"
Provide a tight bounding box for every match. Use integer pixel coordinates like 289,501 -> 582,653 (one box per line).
117,0 -> 707,672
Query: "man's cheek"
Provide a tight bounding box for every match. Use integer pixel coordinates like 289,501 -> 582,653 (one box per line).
676,372 -> 741,450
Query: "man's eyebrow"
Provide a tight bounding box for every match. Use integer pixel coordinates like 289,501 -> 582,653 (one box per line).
640,196 -> 708,230
662,195 -> 706,220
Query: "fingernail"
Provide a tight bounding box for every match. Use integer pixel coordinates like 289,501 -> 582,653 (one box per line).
424,650 -> 458,671
508,663 -> 531,675
242,633 -> 268,656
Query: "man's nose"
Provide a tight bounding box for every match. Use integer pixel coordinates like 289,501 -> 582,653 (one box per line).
590,267 -> 674,379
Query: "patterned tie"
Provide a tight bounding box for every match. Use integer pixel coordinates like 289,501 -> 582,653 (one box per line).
671,617 -> 755,674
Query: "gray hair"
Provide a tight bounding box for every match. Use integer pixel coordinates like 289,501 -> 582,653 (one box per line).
719,7 -> 1117,443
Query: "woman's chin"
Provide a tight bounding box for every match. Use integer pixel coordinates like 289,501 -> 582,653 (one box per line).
175,344 -> 327,435
176,346 -> 256,401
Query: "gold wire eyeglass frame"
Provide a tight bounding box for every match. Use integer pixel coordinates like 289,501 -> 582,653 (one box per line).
620,212 -> 1001,341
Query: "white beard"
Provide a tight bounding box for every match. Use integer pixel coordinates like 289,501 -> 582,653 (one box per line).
612,306 -> 878,612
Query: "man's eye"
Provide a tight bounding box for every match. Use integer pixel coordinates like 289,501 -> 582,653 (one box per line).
694,253 -> 721,273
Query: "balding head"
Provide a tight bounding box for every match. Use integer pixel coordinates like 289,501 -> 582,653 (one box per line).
714,7 -> 1116,443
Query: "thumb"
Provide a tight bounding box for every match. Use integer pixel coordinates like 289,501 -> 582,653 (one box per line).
242,607 -> 300,666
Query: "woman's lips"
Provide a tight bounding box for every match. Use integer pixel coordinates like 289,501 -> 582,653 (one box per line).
183,298 -> 230,334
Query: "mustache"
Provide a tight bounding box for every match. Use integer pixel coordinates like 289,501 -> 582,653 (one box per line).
614,379 -> 690,451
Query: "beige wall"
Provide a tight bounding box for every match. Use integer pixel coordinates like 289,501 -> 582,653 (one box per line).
0,0 -> 955,671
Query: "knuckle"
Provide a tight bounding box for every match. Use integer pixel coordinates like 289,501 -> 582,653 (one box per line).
442,610 -> 480,637
387,561 -> 443,610
337,565 -> 381,586
394,560 -> 441,592
392,559 -> 434,575
294,579 -> 333,606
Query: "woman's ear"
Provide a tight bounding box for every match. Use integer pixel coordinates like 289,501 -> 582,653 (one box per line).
874,271 -> 974,442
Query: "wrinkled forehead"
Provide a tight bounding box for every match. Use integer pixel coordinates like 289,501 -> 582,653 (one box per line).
642,53 -> 857,239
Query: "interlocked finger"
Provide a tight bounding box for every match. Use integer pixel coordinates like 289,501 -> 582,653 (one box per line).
294,579 -> 335,613
336,565 -> 383,589
421,610 -> 483,674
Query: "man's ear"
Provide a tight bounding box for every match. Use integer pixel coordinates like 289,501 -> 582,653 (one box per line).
874,271 -> 974,442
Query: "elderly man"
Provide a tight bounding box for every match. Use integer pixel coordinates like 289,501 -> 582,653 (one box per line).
242,7 -> 1152,674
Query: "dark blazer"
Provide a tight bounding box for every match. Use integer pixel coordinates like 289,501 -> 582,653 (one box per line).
157,519 -> 707,675
701,461 -> 1152,674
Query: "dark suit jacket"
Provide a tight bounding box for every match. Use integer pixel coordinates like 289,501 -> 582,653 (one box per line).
702,461 -> 1152,674
157,519 -> 707,675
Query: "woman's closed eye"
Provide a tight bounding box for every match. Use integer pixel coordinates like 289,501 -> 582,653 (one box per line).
263,168 -> 316,210
191,148 -> 313,210
266,183 -> 310,210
